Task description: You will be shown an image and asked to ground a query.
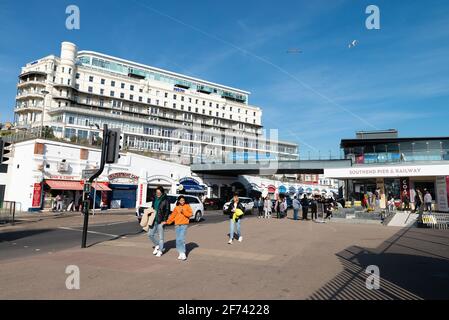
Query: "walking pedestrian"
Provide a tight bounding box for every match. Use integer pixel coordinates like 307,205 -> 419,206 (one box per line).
162,195 -> 192,261
263,195 -> 272,219
226,193 -> 245,244
55,194 -> 63,212
148,186 -> 171,257
414,188 -> 423,214
310,196 -> 318,220
402,191 -> 410,212
424,190 -> 433,213
257,197 -> 264,218
292,196 -> 301,221
301,194 -> 310,220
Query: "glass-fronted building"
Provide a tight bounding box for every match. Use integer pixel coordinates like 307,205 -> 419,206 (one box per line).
13,42 -> 298,165
324,130 -> 449,212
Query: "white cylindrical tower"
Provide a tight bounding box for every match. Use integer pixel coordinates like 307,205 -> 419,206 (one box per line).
60,41 -> 77,66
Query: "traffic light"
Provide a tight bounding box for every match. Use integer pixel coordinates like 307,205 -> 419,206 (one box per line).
0,139 -> 12,164
105,128 -> 122,164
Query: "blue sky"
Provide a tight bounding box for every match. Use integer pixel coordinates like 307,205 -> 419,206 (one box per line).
0,0 -> 448,158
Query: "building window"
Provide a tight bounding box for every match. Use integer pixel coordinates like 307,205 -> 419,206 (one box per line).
88,86 -> 93,93
173,94 -> 177,100
89,76 -> 94,82
173,103 -> 176,109
76,73 -> 80,79
130,95 -> 134,100
68,116 -> 75,124
68,79 -> 71,86
139,96 -> 143,102
130,85 -> 134,91
120,93 -> 125,99
101,79 -> 105,85
165,92 -> 168,98
100,89 -> 104,95
110,91 -> 115,97
99,99 -> 104,107
121,83 -> 125,89
202,101 -> 206,106
147,98 -> 151,104
111,81 -> 115,87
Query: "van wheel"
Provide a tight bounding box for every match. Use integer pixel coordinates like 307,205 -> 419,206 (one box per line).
195,211 -> 202,222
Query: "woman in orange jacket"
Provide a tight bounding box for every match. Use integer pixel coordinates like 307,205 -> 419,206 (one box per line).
162,195 -> 192,261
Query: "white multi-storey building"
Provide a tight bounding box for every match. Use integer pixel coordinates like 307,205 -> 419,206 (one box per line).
14,42 -> 298,165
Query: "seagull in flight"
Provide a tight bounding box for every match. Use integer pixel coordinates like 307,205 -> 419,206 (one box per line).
348,40 -> 359,49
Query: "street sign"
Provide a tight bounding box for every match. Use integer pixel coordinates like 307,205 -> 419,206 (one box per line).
82,169 -> 98,180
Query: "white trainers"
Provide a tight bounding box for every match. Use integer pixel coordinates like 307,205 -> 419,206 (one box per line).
155,250 -> 163,257
152,246 -> 160,255
238,236 -> 243,242
228,239 -> 233,245
178,253 -> 187,261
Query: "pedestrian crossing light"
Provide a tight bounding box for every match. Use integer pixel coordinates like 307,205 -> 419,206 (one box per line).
0,139 -> 12,164
105,128 -> 122,164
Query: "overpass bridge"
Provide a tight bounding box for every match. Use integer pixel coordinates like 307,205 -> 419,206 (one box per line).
191,159 -> 352,176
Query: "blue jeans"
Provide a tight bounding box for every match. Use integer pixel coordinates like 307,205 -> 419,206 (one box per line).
229,219 -> 241,239
148,223 -> 165,251
293,209 -> 299,220
175,225 -> 188,255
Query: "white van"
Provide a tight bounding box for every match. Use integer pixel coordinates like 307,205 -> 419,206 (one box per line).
136,194 -> 205,223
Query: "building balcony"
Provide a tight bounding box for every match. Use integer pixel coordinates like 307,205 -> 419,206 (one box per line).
14,105 -> 44,113
19,70 -> 47,80
16,92 -> 45,100
17,81 -> 46,88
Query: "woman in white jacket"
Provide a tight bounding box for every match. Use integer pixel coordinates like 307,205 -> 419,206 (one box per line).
263,195 -> 272,219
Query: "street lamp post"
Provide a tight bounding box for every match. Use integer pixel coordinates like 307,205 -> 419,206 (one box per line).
40,90 -> 50,138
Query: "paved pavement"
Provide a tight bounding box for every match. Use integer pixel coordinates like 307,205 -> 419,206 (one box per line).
0,210 -> 448,300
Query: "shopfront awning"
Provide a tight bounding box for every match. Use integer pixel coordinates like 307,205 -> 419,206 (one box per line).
93,182 -> 112,191
289,186 -> 297,194
45,180 -> 112,191
279,185 -> 287,194
267,185 -> 276,193
46,180 -> 84,191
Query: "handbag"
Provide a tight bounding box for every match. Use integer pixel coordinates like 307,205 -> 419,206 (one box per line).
141,208 -> 156,232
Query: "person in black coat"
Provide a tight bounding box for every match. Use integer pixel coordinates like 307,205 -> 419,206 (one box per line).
148,186 -> 171,257
301,194 -> 310,220
226,193 -> 246,244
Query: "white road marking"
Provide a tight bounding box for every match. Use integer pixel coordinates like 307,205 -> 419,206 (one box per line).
58,227 -> 119,238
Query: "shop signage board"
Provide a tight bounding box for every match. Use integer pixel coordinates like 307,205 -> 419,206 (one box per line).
82,169 -> 98,180
436,177 -> 449,212
108,172 -> 139,184
324,164 -> 449,179
32,183 -> 42,208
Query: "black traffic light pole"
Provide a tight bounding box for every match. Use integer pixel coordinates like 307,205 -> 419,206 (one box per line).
81,124 -> 109,248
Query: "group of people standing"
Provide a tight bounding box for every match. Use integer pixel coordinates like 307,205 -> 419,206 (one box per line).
386,188 -> 433,214
254,193 -> 336,221
254,194 -> 288,219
